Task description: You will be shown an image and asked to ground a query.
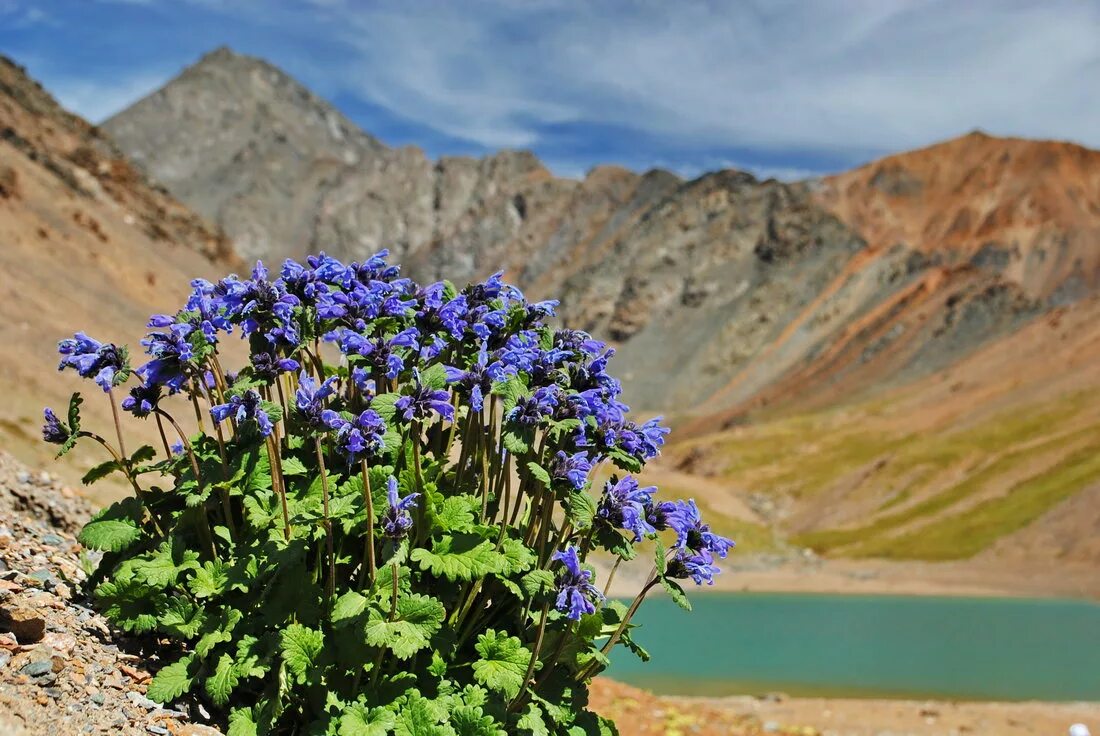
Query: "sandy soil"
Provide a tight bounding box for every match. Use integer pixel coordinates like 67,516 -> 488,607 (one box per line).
592,679 -> 1100,736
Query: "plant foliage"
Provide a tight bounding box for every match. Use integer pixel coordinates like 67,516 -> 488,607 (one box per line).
44,251 -> 735,734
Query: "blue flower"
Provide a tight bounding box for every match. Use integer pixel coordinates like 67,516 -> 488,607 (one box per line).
548,451 -> 592,490
136,323 -> 194,392
444,348 -> 491,411
551,545 -> 603,621
381,477 -> 419,540
505,387 -> 558,427
250,352 -> 299,382
57,333 -> 127,391
210,389 -> 273,437
668,499 -> 735,559
121,384 -> 162,418
645,499 -> 679,532
41,408 -> 68,445
294,372 -> 338,429
666,548 -> 721,586
170,440 -> 184,455
323,409 -> 386,465
395,371 -> 454,423
597,476 -> 657,542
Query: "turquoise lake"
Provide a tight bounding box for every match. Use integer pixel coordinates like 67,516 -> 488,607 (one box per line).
603,592 -> 1100,701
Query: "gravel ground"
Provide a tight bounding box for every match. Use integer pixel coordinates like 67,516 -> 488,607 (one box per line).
0,452 -> 221,736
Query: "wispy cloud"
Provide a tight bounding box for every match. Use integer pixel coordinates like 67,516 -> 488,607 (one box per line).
2,0 -> 1098,179
48,71 -> 172,122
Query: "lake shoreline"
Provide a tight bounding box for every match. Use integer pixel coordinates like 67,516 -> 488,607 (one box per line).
603,552 -> 1100,601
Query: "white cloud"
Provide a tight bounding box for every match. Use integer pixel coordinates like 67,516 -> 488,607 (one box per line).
48,71 -> 171,123
298,0 -> 1100,158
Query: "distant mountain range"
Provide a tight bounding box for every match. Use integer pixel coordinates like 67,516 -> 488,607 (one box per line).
104,49 -> 1100,417
5,47 -> 1100,573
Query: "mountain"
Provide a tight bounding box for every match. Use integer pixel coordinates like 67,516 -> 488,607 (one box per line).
105,48 -> 1047,414
0,55 -> 237,493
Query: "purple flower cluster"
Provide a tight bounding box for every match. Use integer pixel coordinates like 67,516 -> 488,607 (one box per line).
211,389 -> 274,438
57,333 -> 127,392
381,477 -> 419,540
551,546 -> 603,621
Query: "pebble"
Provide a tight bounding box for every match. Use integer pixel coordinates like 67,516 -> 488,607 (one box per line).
90,692 -> 105,705
20,659 -> 53,677
147,726 -> 169,735
41,534 -> 64,546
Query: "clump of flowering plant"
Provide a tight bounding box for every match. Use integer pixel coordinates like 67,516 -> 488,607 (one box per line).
45,251 -> 734,735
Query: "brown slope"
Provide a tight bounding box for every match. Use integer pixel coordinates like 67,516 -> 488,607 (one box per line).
816,130 -> 1100,302
0,55 -> 237,495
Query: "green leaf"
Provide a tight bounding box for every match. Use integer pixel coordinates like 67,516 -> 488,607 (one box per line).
435,495 -> 478,533
472,630 -> 532,699
81,459 -> 120,485
281,623 -> 324,683
498,537 -> 535,576
206,652 -> 241,706
370,393 -> 399,423
129,444 -> 157,465
393,692 -> 454,736
340,704 -> 396,736
363,594 -> 445,659
195,608 -> 242,658
280,456 -> 309,476
94,576 -> 164,633
332,590 -> 369,626
146,655 -> 195,704
516,703 -> 550,736
450,706 -> 506,736
158,597 -> 206,639
189,559 -> 229,598
421,363 -> 448,390
520,570 -> 556,598
411,535 -> 500,581
490,376 -> 526,412
654,539 -> 667,576
133,538 -> 200,588
661,577 -> 691,611
227,707 -> 258,736
526,462 -> 551,488
79,519 -> 140,552
502,428 -> 531,455
567,490 -> 596,530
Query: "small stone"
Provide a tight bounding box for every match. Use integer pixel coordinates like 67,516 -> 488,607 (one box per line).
91,692 -> 106,705
20,659 -> 53,677
16,471 -> 31,484
0,606 -> 46,643
147,726 -> 169,735
127,690 -> 159,711
42,534 -> 64,546
43,686 -> 63,699
0,652 -> 10,669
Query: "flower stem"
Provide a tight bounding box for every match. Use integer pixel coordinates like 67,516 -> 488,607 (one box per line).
154,412 -> 171,458
358,459 -> 376,587
577,575 -> 660,681
602,556 -> 623,597
314,436 -> 336,617
509,601 -> 550,712
106,389 -> 128,459
266,435 -> 291,541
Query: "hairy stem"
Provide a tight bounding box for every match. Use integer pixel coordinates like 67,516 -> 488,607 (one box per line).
509,601 -> 550,712
358,459 -> 376,587
106,388 -> 128,459
315,436 -> 336,616
266,435 -> 291,541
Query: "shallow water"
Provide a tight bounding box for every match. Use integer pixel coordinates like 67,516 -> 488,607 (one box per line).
604,592 -> 1100,701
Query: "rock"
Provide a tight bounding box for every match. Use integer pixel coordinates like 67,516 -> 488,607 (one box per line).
40,534 -> 63,547
19,659 -> 53,677
90,692 -> 105,706
1,606 -> 46,643
126,690 -> 160,711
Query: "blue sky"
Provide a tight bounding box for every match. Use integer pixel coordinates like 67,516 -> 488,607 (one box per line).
1,0 -> 1098,180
